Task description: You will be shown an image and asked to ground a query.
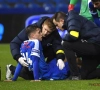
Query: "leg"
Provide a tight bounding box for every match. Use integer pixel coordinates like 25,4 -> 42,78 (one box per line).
7,64 -> 33,80
87,68 -> 100,79
81,57 -> 99,79
62,40 -> 100,79
19,67 -> 33,80
81,57 -> 100,79
42,58 -> 70,80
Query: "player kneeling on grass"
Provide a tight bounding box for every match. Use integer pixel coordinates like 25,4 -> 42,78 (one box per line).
5,24 -> 70,81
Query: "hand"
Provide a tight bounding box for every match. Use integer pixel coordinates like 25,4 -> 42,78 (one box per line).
57,59 -> 65,70
18,57 -> 28,67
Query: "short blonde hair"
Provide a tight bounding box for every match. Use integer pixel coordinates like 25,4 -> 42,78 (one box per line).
43,18 -> 56,31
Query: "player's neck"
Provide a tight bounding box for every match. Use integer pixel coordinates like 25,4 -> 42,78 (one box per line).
29,37 -> 38,41
29,37 -> 35,40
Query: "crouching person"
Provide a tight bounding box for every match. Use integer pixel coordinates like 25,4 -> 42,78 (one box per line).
5,24 -> 70,81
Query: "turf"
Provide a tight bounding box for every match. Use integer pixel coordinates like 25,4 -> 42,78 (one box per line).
0,44 -> 100,90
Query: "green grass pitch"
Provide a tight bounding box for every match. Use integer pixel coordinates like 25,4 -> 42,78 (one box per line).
0,44 -> 100,90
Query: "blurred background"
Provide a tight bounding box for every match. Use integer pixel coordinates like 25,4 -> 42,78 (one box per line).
0,0 -> 81,43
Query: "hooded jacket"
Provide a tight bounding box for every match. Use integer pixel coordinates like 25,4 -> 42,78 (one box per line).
10,16 -> 65,63
63,10 -> 100,45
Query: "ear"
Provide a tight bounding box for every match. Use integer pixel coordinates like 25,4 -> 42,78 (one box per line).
42,24 -> 44,28
30,32 -> 35,38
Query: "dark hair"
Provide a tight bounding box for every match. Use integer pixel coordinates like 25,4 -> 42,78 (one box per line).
91,0 -> 100,2
25,24 -> 40,37
52,11 -> 67,22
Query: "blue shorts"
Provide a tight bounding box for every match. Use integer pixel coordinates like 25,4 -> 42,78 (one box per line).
39,58 -> 70,80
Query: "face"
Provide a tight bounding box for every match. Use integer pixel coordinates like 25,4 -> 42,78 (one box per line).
42,24 -> 53,37
92,1 -> 100,9
32,28 -> 42,41
53,19 -> 64,31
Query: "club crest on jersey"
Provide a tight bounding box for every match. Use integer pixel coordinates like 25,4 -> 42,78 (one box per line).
22,41 -> 30,48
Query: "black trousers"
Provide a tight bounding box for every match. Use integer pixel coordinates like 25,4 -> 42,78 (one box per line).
62,40 -> 100,79
10,66 -> 33,80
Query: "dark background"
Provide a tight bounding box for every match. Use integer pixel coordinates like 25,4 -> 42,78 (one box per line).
0,14 -> 32,43
0,0 -> 80,43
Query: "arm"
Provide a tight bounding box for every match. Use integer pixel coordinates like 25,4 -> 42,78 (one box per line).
53,30 -> 66,70
10,29 -> 28,61
12,63 -> 22,81
30,40 -> 41,80
88,0 -> 100,27
51,30 -> 65,70
31,56 -> 39,80
68,0 -> 78,11
70,0 -> 78,5
63,11 -> 80,41
52,30 -> 65,61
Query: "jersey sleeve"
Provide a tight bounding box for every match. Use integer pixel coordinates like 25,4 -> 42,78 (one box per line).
31,40 -> 41,58
52,30 -> 65,60
63,11 -> 80,41
70,0 -> 78,5
30,40 -> 41,80
31,56 -> 40,80
12,63 -> 22,81
68,0 -> 78,11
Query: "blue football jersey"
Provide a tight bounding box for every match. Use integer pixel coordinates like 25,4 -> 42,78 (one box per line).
20,39 -> 42,71
12,39 -> 70,81
12,39 -> 42,80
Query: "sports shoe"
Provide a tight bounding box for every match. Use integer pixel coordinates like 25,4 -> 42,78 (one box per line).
50,78 -> 54,81
6,64 -> 12,80
67,75 -> 81,80
72,76 -> 81,80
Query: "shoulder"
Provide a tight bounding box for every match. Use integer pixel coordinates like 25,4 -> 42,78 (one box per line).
29,39 -> 40,43
68,10 -> 78,15
22,40 -> 40,47
67,10 -> 79,20
88,0 -> 94,8
88,0 -> 91,4
29,39 -> 41,47
68,10 -> 79,18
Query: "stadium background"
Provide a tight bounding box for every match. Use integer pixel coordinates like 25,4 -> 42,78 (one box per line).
0,0 -> 81,43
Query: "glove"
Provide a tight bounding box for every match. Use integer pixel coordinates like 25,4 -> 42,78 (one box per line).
57,59 -> 65,70
68,4 -> 74,11
18,57 -> 28,67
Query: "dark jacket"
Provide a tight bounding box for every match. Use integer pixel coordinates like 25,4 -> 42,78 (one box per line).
63,10 -> 100,45
10,16 -> 65,63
